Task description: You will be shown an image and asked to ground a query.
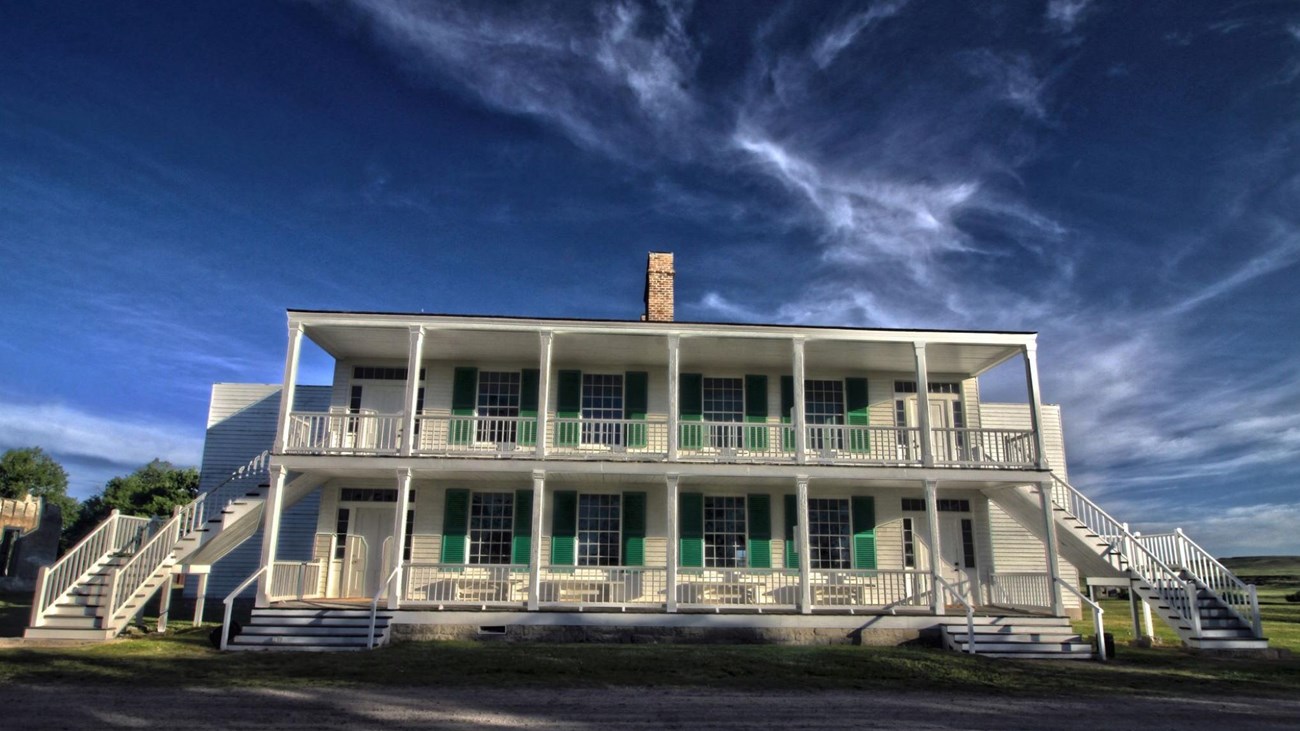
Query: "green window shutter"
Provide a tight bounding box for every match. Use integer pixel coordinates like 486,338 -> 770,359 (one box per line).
679,373 -> 703,449
440,489 -> 469,564
780,376 -> 795,452
851,496 -> 877,570
556,370 -> 582,447
743,375 -> 769,451
783,494 -> 798,569
512,489 -> 533,565
550,490 -> 578,566
450,367 -> 478,445
624,371 -> 648,449
679,492 -> 704,568
846,377 -> 870,453
746,494 -> 772,568
519,369 -> 539,447
622,492 -> 647,567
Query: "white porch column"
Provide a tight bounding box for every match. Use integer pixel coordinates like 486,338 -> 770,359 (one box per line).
796,475 -> 812,614
388,469 -> 413,609
156,572 -> 173,633
913,342 -> 934,468
536,332 -> 553,459
665,473 -> 679,613
276,322 -> 304,453
1128,578 -> 1144,642
1023,342 -> 1050,470
1038,480 -> 1065,616
528,470 -> 545,611
400,327 -> 425,457
256,465 -> 288,607
667,335 -> 680,462
924,480 -> 944,616
792,338 -> 808,464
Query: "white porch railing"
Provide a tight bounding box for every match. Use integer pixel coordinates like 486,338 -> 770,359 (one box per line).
809,569 -> 933,610
285,411 -> 403,455
403,563 -> 530,607
803,425 -> 924,465
547,418 -> 670,459
676,568 -> 799,609
30,511 -> 153,627
1136,529 -> 1262,637
985,571 -> 1053,610
935,574 -> 976,655
677,423 -> 794,463
269,560 -> 325,601
541,566 -> 670,607
104,495 -> 209,625
412,415 -> 542,457
1058,578 -> 1107,661
932,428 -> 1038,467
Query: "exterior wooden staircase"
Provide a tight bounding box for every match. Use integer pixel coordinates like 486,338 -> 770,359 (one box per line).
984,477 -> 1267,653
225,608 -> 393,651
24,455 -> 274,641
939,616 -> 1094,659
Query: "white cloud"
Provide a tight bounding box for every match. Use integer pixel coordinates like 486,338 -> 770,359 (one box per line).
1045,0 -> 1092,34
0,400 -> 203,471
811,0 -> 908,69
960,50 -> 1048,120
1135,503 -> 1300,557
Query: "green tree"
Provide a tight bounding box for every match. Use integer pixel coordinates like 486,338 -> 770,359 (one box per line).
0,447 -> 79,531
66,460 -> 199,545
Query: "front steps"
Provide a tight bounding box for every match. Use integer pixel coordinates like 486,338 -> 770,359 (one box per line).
1129,574 -> 1269,652
939,616 -> 1095,659
226,608 -> 392,651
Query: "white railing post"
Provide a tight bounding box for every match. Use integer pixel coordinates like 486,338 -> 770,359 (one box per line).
1248,585 -> 1262,637
1174,528 -> 1189,571
528,470 -> 545,611
1038,481 -> 1064,616
106,509 -> 121,553
1184,579 -> 1203,637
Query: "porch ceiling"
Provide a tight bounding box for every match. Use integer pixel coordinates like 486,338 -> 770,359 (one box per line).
303,323 -> 1022,376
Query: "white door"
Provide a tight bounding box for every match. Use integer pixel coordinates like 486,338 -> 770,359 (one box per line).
351,506 -> 393,597
938,515 -> 976,604
905,397 -> 956,462
354,385 -> 406,450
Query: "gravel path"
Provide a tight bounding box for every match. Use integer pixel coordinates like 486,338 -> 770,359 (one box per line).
3,684 -> 1297,729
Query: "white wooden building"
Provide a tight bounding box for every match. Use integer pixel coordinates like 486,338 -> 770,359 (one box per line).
27,254 -> 1268,657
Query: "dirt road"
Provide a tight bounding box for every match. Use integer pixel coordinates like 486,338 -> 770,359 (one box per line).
4,684 -> 1297,729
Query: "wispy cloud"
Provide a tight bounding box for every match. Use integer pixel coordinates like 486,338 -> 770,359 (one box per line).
1045,0 -> 1093,34
811,0 -> 908,69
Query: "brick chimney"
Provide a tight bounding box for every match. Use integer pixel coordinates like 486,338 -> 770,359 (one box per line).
642,252 -> 674,322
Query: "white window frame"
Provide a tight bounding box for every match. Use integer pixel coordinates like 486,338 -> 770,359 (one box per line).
703,495 -> 747,568
576,493 -> 622,567
468,492 -> 514,565
806,497 -> 851,570
581,373 -> 625,446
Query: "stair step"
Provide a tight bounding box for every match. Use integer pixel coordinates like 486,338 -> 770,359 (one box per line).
951,641 -> 1093,653
36,616 -> 103,629
240,625 -> 382,636
47,604 -> 102,618
975,651 -> 1094,660
246,618 -> 389,628
231,635 -> 375,647
23,626 -> 116,641
251,609 -> 389,619
1185,637 -> 1271,651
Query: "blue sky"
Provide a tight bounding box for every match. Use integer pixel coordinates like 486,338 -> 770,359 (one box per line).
2,1 -> 1298,556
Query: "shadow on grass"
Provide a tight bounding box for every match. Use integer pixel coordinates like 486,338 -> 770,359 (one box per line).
1,628 -> 1298,699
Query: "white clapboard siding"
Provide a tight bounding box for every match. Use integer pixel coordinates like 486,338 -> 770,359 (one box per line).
977,402 -> 1078,608
190,383 -> 330,599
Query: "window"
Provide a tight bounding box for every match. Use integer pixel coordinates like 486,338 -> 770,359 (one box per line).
582,373 -> 624,445
960,519 -> 976,569
477,371 -> 521,443
807,498 -> 851,569
403,508 -> 415,562
339,488 -> 413,503
353,366 -> 425,380
347,385 -> 363,434
900,498 -> 970,512
805,380 -> 844,450
703,377 -> 743,448
703,496 -> 747,567
902,517 -> 916,569
334,508 -> 350,559
468,492 -> 514,564
577,494 -> 621,566
894,381 -> 960,394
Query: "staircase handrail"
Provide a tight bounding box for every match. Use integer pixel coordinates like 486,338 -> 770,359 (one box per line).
1137,528 -> 1262,638
103,494 -> 208,625
368,564 -> 402,650
933,574 -> 976,655
220,565 -> 268,651
1048,475 -> 1202,638
1056,578 -> 1106,661
30,511 -> 153,626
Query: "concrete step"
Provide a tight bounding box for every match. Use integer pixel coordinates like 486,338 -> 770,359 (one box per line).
230,634 -> 376,647
34,616 -> 102,629
974,651 -> 1094,660
1185,637 -> 1272,651
950,641 -> 1093,653
24,626 -> 116,641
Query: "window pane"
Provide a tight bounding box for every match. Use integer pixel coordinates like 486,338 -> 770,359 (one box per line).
805,380 -> 844,450
469,493 -> 514,564
582,374 -> 624,445
703,377 -> 743,448
577,494 -> 621,566
477,371 -> 521,443
807,498 -> 851,569
704,496 -> 747,567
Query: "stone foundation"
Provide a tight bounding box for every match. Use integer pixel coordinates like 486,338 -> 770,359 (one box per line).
391,622 -> 935,646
